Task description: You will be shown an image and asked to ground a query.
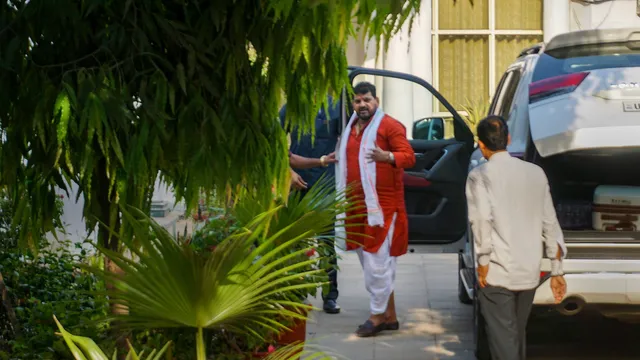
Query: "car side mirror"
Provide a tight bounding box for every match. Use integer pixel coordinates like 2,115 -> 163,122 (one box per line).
413,117 -> 445,141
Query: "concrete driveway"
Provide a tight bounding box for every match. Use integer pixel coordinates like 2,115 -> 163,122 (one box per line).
303,250 -> 640,360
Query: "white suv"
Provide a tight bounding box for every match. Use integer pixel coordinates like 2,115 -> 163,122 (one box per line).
457,28 -> 640,359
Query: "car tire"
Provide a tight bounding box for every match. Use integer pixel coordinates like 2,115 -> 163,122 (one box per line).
458,253 -> 473,305
474,292 -> 491,360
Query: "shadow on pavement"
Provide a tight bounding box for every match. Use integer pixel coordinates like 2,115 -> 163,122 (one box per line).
527,309 -> 640,359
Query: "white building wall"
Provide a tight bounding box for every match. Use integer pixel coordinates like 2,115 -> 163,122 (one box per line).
55,177 -> 179,245
569,0 -> 640,32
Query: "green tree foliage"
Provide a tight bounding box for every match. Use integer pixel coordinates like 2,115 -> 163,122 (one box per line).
0,0 -> 420,251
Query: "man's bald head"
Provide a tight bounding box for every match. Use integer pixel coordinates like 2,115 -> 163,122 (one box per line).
477,115 -> 509,152
476,115 -> 511,159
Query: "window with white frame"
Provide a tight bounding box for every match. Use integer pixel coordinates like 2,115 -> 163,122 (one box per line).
432,0 -> 543,113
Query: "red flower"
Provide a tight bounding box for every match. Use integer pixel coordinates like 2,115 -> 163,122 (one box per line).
305,249 -> 316,257
267,345 -> 276,353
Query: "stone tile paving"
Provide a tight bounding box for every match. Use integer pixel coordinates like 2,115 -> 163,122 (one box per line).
303,251 -> 640,360
303,252 -> 475,360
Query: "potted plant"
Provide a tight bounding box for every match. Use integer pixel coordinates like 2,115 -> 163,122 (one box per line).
231,180 -> 352,348
54,198 -> 347,359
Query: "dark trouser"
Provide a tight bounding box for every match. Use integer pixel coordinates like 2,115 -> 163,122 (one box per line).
299,189 -> 338,302
320,228 -> 339,302
478,285 -> 535,360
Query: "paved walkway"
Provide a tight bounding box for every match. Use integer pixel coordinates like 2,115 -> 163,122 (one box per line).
302,251 -> 640,360
304,252 -> 475,360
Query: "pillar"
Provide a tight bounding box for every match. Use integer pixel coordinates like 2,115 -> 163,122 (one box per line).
410,1 -> 433,137
544,0 -> 571,42
383,20 -> 414,130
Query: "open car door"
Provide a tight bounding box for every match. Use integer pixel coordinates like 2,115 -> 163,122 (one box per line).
344,67 -> 475,252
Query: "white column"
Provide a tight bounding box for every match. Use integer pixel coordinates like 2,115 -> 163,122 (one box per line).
544,0 -> 571,42
362,32 -> 383,94
409,0 -> 433,135
347,22 -> 366,67
383,21 -> 414,131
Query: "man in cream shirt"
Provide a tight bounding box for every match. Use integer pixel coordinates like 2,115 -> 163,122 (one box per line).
466,116 -> 568,360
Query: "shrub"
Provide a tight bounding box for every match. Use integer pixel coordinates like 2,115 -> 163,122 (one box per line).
0,242 -> 109,359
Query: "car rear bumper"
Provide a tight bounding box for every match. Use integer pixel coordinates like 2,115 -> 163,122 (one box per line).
534,272 -> 640,305
532,125 -> 640,158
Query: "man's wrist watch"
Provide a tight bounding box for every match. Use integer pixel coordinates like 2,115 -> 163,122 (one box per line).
388,151 -> 395,164
320,155 -> 328,167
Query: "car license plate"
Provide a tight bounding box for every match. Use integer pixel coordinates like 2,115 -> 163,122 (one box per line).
623,101 -> 640,112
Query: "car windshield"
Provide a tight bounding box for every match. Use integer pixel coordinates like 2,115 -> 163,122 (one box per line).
532,43 -> 640,82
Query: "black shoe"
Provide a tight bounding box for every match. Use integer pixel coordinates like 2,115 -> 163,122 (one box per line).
358,321 -> 399,330
384,321 -> 399,330
323,299 -> 341,314
355,319 -> 385,337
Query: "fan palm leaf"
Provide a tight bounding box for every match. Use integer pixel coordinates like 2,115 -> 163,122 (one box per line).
53,315 -> 171,360
82,204 -> 338,359
460,98 -> 491,139
55,316 -> 343,360
232,176 -> 363,249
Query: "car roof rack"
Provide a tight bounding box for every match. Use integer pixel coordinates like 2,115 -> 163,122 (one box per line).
517,42 -> 545,58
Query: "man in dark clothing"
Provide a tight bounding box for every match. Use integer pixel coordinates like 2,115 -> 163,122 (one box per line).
279,96 -> 342,314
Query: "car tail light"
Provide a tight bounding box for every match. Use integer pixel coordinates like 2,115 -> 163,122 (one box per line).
529,72 -> 589,103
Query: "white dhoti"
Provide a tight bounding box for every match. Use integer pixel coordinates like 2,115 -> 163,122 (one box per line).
356,212 -> 398,315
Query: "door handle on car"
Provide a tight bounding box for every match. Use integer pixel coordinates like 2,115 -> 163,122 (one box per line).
411,149 -> 445,172
408,143 -> 465,181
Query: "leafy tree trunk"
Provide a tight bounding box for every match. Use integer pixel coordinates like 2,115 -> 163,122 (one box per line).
0,271 -> 19,337
95,163 -> 129,356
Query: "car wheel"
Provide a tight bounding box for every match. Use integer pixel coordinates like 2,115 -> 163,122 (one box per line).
474,292 -> 491,360
458,253 -> 473,305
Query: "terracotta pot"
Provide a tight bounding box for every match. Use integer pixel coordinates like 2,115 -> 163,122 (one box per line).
250,306 -> 310,359
276,316 -> 307,345
274,305 -> 309,357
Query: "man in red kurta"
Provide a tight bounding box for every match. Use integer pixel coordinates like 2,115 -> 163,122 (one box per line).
335,81 -> 416,337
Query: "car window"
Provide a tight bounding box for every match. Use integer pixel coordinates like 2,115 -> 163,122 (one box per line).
532,43 -> 640,82
490,68 -> 521,121
489,72 -> 509,115
498,69 -> 522,122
